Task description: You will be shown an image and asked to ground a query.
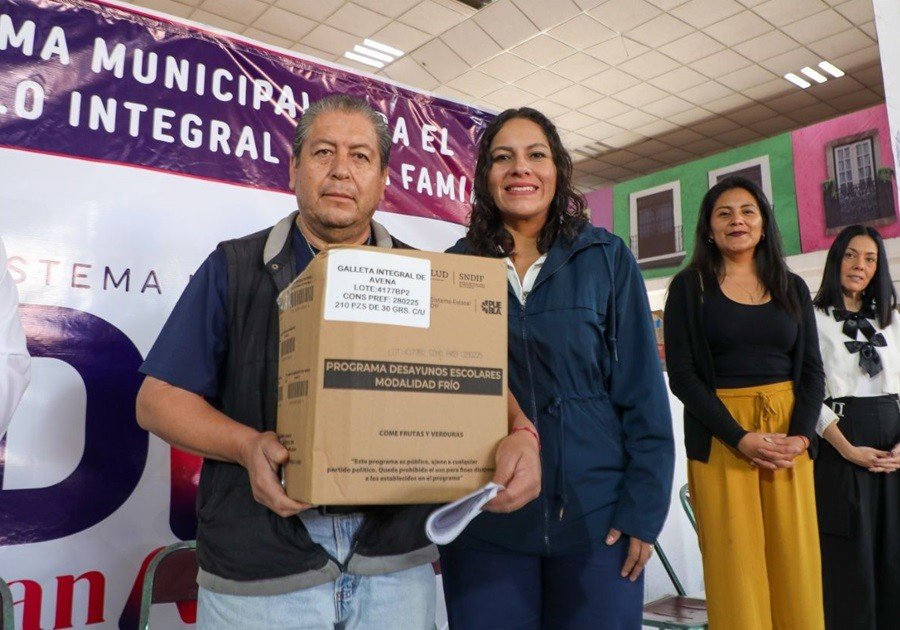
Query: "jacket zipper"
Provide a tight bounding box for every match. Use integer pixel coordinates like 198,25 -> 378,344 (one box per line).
518,294 -> 550,554
519,244 -> 594,554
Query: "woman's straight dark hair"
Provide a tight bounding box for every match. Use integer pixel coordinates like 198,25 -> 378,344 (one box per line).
687,175 -> 800,320
465,107 -> 588,257
813,224 -> 896,328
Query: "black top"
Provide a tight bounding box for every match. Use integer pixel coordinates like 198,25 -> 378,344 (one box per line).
663,269 -> 824,462
703,282 -> 797,388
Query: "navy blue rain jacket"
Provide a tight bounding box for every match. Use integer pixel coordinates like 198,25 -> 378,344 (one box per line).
447,225 -> 674,555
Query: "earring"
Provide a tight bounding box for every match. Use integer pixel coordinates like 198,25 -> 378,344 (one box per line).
707,236 -> 714,243
761,233 -> 766,240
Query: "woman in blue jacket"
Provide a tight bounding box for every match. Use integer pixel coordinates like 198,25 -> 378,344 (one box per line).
440,107 -> 675,629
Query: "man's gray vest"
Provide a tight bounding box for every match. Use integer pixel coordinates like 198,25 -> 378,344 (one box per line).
196,212 -> 437,596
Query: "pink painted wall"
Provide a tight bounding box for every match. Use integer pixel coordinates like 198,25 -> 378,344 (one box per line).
584,186 -> 613,230
792,104 -> 899,252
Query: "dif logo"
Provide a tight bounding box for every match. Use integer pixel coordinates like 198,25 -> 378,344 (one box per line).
0,305 -> 147,544
0,305 -> 151,628
2,305 -> 199,544
1,305 -> 201,628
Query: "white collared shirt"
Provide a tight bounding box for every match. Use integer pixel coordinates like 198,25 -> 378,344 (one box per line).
505,254 -> 547,305
815,306 -> 900,435
0,237 -> 31,437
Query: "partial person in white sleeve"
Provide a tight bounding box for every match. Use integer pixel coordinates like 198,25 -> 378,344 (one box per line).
0,236 -> 31,437
812,224 -> 900,630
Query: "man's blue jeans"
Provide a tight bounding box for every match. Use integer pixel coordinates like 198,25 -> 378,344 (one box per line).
198,511 -> 436,629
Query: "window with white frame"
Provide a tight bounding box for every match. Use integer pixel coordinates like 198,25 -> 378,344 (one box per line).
822,132 -> 892,231
628,181 -> 684,268
834,138 -> 875,189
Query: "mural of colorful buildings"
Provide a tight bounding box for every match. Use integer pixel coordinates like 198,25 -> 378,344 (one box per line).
585,103 -> 899,281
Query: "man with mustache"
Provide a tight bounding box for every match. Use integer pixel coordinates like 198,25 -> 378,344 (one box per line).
136,95 -> 539,629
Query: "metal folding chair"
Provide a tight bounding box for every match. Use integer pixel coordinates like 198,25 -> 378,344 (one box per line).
642,484 -> 707,629
138,540 -> 198,630
642,541 -> 708,629
0,577 -> 14,630
680,483 -> 697,532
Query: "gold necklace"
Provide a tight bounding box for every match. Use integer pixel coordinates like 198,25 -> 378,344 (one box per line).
723,275 -> 766,304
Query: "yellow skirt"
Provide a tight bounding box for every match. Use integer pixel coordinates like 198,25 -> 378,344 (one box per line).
687,381 -> 824,630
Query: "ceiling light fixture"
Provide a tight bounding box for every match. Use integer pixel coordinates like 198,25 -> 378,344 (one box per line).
784,73 -> 812,89
818,60 -> 845,78
785,60 -> 847,89
354,44 -> 393,63
363,39 -> 403,58
343,38 -> 404,70
453,0 -> 496,8
800,66 -> 828,83
344,51 -> 384,68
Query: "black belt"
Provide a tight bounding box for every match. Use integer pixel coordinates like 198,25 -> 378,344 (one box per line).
827,394 -> 899,417
316,505 -> 371,516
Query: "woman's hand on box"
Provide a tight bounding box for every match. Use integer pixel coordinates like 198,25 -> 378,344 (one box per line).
483,428 -> 541,513
240,431 -> 312,517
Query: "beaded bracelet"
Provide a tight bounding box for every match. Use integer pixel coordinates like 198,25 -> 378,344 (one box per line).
511,426 -> 540,450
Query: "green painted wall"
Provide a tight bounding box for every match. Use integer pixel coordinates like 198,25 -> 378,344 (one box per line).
613,133 -> 799,280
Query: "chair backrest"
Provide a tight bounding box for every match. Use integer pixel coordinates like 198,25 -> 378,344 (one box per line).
0,577 -> 14,630
138,541 -> 198,630
642,486 -> 708,628
680,483 -> 697,532
644,540 -> 708,628
649,484 -> 698,599
654,541 -> 687,597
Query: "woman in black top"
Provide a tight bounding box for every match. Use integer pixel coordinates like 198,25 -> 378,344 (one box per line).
664,176 -> 825,630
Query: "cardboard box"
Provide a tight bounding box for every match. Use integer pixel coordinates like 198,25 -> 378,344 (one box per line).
276,245 -> 508,505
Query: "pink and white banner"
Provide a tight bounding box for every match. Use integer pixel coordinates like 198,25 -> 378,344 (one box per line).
0,1 -> 489,627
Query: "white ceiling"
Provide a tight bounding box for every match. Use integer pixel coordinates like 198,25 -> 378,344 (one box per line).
126,0 -> 886,191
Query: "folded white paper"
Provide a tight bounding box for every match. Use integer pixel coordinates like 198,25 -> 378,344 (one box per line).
425,482 -> 503,545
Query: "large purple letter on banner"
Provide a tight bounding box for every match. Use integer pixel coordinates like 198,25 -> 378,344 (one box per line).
0,305 -> 146,544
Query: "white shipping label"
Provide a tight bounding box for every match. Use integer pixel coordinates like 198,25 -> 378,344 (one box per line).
324,250 -> 431,328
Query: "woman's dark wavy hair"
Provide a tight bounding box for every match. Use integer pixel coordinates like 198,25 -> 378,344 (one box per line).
687,175 -> 800,320
465,107 -> 588,257
813,224 -> 896,327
